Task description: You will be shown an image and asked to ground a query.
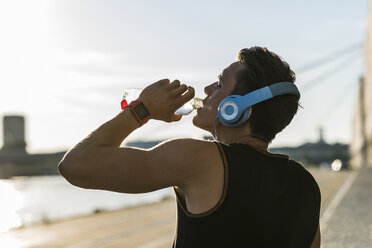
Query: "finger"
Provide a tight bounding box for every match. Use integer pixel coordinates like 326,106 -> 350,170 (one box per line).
156,78 -> 170,86
172,84 -> 188,96
179,86 -> 195,103
168,80 -> 181,89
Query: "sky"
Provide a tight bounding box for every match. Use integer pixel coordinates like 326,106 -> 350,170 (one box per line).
0,0 -> 370,153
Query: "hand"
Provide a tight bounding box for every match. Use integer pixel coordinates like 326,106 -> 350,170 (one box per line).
138,79 -> 195,122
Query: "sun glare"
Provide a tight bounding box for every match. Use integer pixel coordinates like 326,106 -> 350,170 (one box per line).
0,181 -> 23,233
0,0 -> 57,113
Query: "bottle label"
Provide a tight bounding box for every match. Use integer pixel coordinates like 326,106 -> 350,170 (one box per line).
121,99 -> 128,110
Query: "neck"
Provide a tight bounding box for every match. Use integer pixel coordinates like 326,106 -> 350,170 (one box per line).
214,124 -> 268,151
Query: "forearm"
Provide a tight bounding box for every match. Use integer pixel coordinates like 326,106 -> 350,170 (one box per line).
83,109 -> 140,148
60,108 -> 140,166
71,108 -> 140,151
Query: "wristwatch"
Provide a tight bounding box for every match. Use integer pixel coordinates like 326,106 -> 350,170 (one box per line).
127,100 -> 150,126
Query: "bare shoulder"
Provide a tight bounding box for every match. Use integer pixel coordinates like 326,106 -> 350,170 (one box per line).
148,138 -> 223,187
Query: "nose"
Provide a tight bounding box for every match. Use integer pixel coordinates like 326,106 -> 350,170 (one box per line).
204,82 -> 217,96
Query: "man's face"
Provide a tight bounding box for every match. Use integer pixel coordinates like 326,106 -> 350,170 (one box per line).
193,61 -> 246,133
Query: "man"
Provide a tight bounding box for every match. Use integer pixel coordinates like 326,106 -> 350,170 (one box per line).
58,46 -> 321,247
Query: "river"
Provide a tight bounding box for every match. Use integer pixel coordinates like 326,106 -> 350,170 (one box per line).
0,175 -> 173,233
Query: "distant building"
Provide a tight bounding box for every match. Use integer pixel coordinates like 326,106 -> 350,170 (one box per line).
269,127 -> 349,169
0,115 -> 65,179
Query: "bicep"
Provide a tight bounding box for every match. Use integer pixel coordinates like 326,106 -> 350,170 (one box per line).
89,146 -> 173,193
61,139 -> 207,194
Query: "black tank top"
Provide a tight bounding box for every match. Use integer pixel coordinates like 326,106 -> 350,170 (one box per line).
172,142 -> 321,248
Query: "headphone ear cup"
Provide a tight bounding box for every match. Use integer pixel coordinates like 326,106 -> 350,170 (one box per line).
220,100 -> 239,121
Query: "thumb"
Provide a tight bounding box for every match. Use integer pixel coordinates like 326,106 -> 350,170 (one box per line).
170,114 -> 182,122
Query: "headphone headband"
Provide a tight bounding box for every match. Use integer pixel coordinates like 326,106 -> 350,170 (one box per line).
269,82 -> 300,98
235,82 -> 300,107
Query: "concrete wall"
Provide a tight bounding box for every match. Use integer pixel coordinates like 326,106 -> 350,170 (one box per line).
350,78 -> 367,168
365,1 -> 372,167
351,1 -> 372,168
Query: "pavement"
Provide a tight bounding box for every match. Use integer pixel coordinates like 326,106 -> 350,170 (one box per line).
321,166 -> 372,248
0,199 -> 177,248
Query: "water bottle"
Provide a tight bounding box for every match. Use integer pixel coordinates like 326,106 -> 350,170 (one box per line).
176,97 -> 203,115
121,88 -> 203,115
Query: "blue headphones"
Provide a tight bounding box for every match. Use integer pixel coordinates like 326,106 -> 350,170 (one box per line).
216,82 -> 300,127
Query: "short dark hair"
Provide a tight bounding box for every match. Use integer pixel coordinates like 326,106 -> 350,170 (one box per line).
232,46 -> 302,144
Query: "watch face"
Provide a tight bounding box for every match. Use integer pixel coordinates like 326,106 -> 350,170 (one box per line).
134,103 -> 150,120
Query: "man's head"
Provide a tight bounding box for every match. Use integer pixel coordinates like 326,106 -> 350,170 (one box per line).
193,46 -> 301,144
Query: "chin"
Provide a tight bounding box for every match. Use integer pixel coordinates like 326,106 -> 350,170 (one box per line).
192,115 -> 200,128
192,115 -> 213,133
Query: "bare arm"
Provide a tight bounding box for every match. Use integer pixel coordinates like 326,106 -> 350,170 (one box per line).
58,79 -> 216,193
